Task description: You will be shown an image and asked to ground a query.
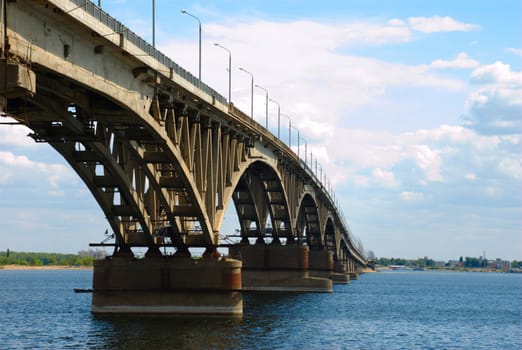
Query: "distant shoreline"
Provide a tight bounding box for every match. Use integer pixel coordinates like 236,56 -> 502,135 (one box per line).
0,264 -> 92,270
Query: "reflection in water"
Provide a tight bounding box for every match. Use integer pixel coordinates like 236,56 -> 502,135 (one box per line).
91,293 -> 304,349
92,315 -> 242,349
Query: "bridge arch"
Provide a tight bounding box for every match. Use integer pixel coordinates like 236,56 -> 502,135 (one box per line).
296,193 -> 321,247
324,217 -> 337,258
2,0 -> 367,266
227,160 -> 293,244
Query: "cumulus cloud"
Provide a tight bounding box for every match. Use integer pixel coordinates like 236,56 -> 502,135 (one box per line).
372,168 -> 397,187
470,61 -> 522,85
0,151 -> 75,188
323,123 -> 519,193
465,62 -> 522,135
413,145 -> 443,182
408,16 -> 479,33
161,16 -> 467,137
430,52 -> 480,69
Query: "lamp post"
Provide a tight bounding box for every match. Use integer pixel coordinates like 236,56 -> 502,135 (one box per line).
239,67 -> 253,118
294,132 -> 308,163
290,125 -> 300,158
255,84 -> 268,128
152,0 -> 155,47
304,139 -> 308,164
181,10 -> 201,80
214,43 -> 231,103
269,98 -> 280,139
280,113 -> 292,148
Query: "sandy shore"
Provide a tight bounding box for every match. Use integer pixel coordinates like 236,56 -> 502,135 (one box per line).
0,264 -> 92,270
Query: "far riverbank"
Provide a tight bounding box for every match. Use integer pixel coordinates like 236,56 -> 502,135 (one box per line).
0,264 -> 92,270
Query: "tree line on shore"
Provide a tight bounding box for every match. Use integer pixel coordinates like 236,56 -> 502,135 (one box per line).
0,249 -> 107,267
373,256 -> 522,269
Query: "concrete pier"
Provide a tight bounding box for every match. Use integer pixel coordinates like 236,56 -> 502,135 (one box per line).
309,249 -> 350,284
229,244 -> 332,292
92,255 -> 242,315
348,272 -> 360,280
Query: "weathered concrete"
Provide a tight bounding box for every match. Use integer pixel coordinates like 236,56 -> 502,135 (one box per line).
92,256 -> 242,315
348,272 -> 360,280
229,244 -> 332,292
308,249 -> 349,284
332,261 -> 350,284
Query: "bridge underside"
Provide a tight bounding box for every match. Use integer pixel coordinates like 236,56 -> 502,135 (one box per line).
1,0 -> 368,314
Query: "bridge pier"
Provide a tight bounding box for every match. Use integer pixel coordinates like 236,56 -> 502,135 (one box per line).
346,259 -> 360,280
92,252 -> 242,315
229,243 -> 332,292
309,249 -> 350,284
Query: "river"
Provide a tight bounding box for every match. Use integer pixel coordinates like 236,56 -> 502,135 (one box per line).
0,269 -> 520,349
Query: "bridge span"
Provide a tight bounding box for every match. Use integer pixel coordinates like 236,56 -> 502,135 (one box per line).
1,0 -> 368,315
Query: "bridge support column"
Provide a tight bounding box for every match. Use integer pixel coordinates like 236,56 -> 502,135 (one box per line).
229,244 -> 332,292
347,259 -> 359,280
309,249 -> 350,284
92,255 -> 242,315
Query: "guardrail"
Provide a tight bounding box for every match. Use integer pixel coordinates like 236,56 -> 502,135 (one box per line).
70,0 -> 227,106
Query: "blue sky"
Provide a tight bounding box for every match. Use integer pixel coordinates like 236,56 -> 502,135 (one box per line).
1,0 -> 521,260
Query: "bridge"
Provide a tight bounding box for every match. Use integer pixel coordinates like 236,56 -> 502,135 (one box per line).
1,0 -> 368,315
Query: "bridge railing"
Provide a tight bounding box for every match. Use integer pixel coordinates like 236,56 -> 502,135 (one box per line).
68,0 -> 367,261
70,0 -> 227,106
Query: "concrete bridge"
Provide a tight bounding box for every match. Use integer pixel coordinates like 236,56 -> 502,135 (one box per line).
1,0 -> 368,315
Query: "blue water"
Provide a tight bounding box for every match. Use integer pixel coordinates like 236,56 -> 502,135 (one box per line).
1,270 -> 521,349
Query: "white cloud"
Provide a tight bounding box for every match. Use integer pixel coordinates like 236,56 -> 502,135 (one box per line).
430,52 -> 479,69
413,145 -> 443,182
372,168 -> 397,187
506,48 -> 522,57
470,61 -> 522,85
0,119 -> 35,148
400,191 -> 424,202
408,16 -> 478,33
0,151 -> 75,188
161,17 -> 467,137
465,63 -> 522,135
323,122 -> 519,193
205,20 -> 412,50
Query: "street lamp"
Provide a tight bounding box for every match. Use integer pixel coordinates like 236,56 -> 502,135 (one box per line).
290,125 -> 300,159
304,139 -> 308,164
181,10 -> 201,80
152,0 -> 155,47
268,98 -> 280,139
214,43 -> 231,103
239,67 -> 254,118
280,113 -> 292,148
255,84 -> 268,128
